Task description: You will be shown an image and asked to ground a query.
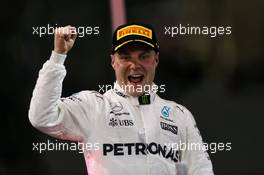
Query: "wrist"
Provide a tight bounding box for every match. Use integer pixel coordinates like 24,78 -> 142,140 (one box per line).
54,48 -> 67,55
50,51 -> 67,64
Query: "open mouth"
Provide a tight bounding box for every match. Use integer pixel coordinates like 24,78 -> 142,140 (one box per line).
128,74 -> 144,84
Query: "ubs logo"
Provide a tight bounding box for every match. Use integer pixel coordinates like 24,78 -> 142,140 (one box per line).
109,118 -> 134,127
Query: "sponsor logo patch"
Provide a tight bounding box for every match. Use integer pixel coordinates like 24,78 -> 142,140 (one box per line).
109,118 -> 133,127
110,102 -> 123,112
117,25 -> 152,40
109,101 -> 130,116
160,122 -> 178,135
103,142 -> 180,163
160,106 -> 175,122
161,106 -> 170,118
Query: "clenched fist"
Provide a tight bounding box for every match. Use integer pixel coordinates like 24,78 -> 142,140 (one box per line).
54,25 -> 77,54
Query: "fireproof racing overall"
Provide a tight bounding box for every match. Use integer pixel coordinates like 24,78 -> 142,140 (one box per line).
29,51 -> 214,175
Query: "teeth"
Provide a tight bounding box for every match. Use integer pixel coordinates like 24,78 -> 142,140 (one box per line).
130,74 -> 142,78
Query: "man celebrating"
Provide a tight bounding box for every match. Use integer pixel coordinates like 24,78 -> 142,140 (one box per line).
29,23 -> 214,175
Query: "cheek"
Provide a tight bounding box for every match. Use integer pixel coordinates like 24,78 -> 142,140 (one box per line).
114,63 -> 127,76
144,60 -> 157,73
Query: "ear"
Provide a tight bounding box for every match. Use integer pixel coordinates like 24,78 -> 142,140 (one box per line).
111,54 -> 116,69
155,52 -> 159,67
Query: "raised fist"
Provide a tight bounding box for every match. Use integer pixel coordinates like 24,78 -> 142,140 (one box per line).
54,25 -> 77,54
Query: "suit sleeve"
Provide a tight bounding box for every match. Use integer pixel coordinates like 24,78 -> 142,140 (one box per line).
181,108 -> 214,175
28,51 -> 94,141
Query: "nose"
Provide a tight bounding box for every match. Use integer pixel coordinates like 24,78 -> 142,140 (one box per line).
129,58 -> 141,70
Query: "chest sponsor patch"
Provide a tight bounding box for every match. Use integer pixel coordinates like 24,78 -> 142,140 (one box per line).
109,118 -> 134,127
103,142 -> 180,163
160,122 -> 178,135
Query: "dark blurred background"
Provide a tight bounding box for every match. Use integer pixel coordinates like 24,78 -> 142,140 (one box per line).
1,0 -> 264,174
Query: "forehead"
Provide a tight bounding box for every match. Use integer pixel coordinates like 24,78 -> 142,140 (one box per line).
117,42 -> 154,54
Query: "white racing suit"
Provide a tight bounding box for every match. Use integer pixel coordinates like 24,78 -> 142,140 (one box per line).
29,51 -> 214,175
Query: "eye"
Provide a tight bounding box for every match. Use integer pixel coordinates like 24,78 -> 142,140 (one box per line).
140,53 -> 151,60
119,55 -> 130,60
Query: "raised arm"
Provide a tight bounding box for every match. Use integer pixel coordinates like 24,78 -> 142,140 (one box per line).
29,26 -> 88,141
